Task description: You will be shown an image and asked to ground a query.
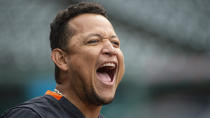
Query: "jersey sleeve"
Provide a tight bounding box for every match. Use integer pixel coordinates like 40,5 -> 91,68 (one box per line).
1,107 -> 41,118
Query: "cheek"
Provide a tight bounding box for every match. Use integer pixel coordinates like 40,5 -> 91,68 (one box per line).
118,50 -> 125,79
82,48 -> 100,66
68,55 -> 91,89
70,48 -> 100,76
118,49 -> 124,66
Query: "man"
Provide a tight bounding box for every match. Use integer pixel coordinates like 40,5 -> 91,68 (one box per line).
2,2 -> 125,118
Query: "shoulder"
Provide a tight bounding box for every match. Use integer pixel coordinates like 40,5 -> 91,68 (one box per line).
1,107 -> 40,118
1,95 -> 52,118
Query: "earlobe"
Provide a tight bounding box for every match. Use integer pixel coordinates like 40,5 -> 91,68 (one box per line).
51,48 -> 69,71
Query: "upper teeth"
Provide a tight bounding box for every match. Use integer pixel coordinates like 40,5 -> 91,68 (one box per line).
101,63 -> 116,68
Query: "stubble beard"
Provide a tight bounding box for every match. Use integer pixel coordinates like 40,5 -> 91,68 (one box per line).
84,84 -> 115,106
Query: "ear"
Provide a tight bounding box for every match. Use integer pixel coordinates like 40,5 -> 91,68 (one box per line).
51,48 -> 69,71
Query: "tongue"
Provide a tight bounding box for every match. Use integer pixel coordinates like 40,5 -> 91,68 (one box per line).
97,72 -> 111,82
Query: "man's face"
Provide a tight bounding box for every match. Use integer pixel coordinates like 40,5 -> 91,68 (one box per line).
65,13 -> 124,105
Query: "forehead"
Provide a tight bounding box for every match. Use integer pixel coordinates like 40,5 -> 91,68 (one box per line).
68,13 -> 115,36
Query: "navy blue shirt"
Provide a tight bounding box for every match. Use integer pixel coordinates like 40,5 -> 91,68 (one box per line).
1,90 -> 104,118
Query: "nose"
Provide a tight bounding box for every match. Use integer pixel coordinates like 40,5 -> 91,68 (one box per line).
101,40 -> 117,57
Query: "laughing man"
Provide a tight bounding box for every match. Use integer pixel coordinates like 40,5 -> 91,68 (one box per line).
2,2 -> 125,118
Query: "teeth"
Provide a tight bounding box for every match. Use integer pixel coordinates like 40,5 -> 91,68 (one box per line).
101,63 -> 116,68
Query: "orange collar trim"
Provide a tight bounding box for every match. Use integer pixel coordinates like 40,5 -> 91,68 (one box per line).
45,90 -> 62,100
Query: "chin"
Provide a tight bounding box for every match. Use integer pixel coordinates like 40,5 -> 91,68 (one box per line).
100,97 -> 114,105
93,91 -> 116,105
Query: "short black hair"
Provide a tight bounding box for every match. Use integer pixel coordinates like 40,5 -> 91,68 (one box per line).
49,2 -> 107,83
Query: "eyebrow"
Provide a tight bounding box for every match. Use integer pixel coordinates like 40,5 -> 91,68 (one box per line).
86,33 -> 118,39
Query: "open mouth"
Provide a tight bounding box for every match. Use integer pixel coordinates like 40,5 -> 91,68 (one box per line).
96,62 -> 117,85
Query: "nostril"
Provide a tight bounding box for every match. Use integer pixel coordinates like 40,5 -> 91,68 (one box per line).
102,49 -> 116,56
104,52 -> 109,55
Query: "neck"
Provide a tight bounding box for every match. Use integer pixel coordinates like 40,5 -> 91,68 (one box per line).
56,84 -> 102,118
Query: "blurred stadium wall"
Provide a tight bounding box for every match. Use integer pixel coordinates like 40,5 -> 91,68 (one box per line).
0,0 -> 210,118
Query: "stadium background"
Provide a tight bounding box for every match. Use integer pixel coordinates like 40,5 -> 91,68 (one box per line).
0,0 -> 210,118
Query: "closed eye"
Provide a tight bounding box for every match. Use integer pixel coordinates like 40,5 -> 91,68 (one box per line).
111,41 -> 120,47
87,39 -> 99,44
